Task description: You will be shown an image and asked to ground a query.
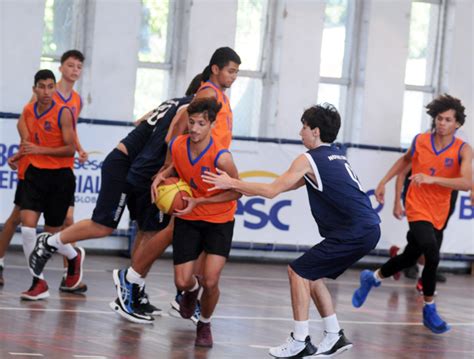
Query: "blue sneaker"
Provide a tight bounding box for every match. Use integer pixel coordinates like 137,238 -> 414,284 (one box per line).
423,303 -> 450,334
352,270 -> 381,308
111,269 -> 153,324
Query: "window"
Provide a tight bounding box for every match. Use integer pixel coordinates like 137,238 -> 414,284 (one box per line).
133,0 -> 173,118
400,0 -> 442,146
317,0 -> 353,141
231,0 -> 269,137
41,0 -> 84,78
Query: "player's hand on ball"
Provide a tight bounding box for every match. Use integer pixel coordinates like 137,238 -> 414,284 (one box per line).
174,196 -> 197,216
151,173 -> 166,203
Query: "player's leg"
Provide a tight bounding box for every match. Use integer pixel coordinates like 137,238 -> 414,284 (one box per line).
411,222 -> 450,334
0,205 -> 21,286
29,149 -> 130,280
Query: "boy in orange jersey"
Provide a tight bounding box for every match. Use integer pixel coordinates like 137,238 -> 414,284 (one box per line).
111,47 -> 241,324
352,94 -> 472,334
1,50 -> 88,291
17,70 -> 84,300
114,97 -> 241,347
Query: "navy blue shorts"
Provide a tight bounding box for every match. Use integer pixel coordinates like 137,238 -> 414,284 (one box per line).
128,186 -> 170,232
290,225 -> 380,281
91,148 -> 131,229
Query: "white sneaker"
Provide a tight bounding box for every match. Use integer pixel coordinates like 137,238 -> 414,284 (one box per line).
314,330 -> 353,357
269,333 -> 316,358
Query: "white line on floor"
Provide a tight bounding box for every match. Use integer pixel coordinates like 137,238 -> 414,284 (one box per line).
0,306 -> 472,326
9,353 -> 44,357
73,356 -> 108,359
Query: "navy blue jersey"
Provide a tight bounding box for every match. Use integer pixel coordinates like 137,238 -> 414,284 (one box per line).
303,144 -> 380,239
127,96 -> 193,188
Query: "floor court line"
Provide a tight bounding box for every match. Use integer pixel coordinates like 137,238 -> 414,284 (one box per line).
0,306 -> 472,326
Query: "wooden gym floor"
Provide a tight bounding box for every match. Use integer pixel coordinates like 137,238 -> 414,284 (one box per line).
0,251 -> 473,359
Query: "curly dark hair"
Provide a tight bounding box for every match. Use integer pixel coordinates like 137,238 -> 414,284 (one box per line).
426,94 -> 466,127
187,97 -> 222,123
300,103 -> 341,143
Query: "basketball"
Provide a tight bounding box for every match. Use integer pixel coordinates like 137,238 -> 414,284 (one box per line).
154,177 -> 193,214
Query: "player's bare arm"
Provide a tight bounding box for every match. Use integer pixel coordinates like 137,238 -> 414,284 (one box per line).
410,143 -> 472,191
202,154 -> 311,199
375,149 -> 412,204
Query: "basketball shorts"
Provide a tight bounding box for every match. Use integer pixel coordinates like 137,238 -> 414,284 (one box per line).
127,186 -> 170,232
290,225 -> 380,281
172,217 -> 235,265
21,165 -> 76,227
91,148 -> 131,229
14,180 -> 24,206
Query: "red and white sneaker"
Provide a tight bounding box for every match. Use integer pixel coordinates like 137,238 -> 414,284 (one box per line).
389,246 -> 401,280
21,277 -> 50,301
64,247 -> 85,289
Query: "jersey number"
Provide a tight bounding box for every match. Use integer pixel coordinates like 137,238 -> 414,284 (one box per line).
344,163 -> 363,191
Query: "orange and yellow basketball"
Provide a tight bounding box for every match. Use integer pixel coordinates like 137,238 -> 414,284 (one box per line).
154,177 -> 193,214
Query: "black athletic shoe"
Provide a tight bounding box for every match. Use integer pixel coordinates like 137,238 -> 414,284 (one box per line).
29,232 -> 56,276
314,329 -> 353,357
269,333 -> 317,358
138,287 -> 162,316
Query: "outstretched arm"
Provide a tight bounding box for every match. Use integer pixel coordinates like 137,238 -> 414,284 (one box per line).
202,154 -> 310,199
175,152 -> 241,215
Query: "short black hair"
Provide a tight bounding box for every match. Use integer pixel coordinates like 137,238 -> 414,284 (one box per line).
61,49 -> 85,64
202,47 -> 241,81
301,103 -> 341,143
34,69 -> 56,86
185,73 -> 203,96
187,97 -> 222,123
426,94 -> 466,127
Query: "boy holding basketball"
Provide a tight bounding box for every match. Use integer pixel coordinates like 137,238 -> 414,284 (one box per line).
141,97 -> 240,347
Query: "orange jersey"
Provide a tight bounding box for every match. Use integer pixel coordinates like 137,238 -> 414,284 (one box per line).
170,135 -> 236,223
17,156 -> 30,180
22,101 -> 74,169
405,133 -> 466,229
197,81 -> 233,148
53,89 -> 82,124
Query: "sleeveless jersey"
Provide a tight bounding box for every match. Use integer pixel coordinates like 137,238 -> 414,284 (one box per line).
197,81 -> 233,148
22,101 -> 74,169
17,156 -> 30,180
53,89 -> 82,124
303,144 -> 380,239
406,133 -> 465,229
127,96 -> 193,188
170,135 -> 236,223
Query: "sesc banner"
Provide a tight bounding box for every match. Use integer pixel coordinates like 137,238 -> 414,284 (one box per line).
1,117 -> 472,254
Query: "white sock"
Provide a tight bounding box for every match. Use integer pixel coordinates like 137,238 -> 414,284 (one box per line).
126,267 -> 145,287
48,232 -> 77,259
293,320 -> 309,341
417,264 -> 424,278
21,226 -> 43,279
0,257 -> 4,267
199,316 -> 211,324
374,270 -> 383,282
424,300 -> 435,306
323,314 -> 340,334
189,278 -> 199,292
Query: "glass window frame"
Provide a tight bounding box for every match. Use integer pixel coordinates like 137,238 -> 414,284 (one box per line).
400,0 -> 445,147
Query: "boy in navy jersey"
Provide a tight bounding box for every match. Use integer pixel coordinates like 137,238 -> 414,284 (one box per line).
203,103 -> 380,358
